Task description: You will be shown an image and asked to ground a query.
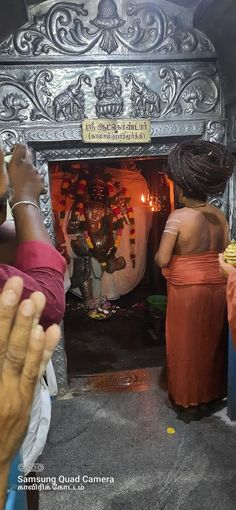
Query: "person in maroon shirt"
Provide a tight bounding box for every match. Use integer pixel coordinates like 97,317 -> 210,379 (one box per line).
0,144 -> 66,327
0,144 -> 66,509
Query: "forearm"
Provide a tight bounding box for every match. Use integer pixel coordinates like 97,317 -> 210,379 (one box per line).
155,251 -> 170,268
15,241 -> 66,326
12,204 -> 51,244
0,221 -> 17,264
0,462 -> 10,510
0,239 -> 66,326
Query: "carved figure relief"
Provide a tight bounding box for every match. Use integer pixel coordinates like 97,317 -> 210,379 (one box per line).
124,73 -> 161,118
90,0 -> 125,54
53,74 -> 92,120
0,93 -> 29,123
206,120 -> 226,144
0,129 -> 21,153
0,0 -> 215,58
0,64 -> 220,125
95,67 -> 123,118
124,66 -> 219,119
0,71 -> 92,123
160,66 -> 219,116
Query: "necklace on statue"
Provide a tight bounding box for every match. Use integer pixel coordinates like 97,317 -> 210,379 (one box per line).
86,204 -> 105,231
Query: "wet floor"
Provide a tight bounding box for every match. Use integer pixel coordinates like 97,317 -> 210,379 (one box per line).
70,366 -> 168,394
39,366 -> 236,510
64,286 -> 166,379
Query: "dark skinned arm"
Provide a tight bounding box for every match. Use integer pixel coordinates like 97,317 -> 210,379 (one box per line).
8,144 -> 51,244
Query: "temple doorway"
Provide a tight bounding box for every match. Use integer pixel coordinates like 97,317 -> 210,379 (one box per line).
49,156 -> 174,382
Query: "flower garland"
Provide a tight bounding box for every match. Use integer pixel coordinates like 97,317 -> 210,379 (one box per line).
60,174 -> 136,268
106,179 -> 136,268
59,171 -> 80,221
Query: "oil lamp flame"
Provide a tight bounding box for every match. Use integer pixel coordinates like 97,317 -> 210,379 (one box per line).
141,194 -> 145,203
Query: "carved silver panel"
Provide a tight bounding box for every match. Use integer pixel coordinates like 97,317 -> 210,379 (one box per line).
0,0 -> 216,61
205,119 -> 230,217
0,62 -> 222,126
228,174 -> 236,240
206,119 -> 227,145
0,120 -> 205,150
226,102 -> 236,152
226,104 -> 236,238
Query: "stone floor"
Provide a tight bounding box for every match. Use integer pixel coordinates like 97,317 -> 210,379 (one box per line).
64,286 -> 166,377
39,367 -> 236,510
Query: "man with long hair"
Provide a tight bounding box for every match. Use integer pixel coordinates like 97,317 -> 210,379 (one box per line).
155,140 -> 235,409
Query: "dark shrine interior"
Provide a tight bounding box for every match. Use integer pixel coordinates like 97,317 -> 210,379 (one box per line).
49,156 -> 174,381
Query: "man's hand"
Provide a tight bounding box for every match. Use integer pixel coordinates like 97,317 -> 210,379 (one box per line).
0,275 -> 60,509
0,149 -> 9,200
0,150 -> 9,226
7,144 -> 46,206
218,253 -> 236,278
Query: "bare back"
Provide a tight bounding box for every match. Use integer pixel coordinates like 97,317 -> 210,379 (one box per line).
173,204 -> 229,255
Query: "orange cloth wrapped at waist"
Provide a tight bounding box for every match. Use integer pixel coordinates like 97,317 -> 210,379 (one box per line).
162,251 -> 225,286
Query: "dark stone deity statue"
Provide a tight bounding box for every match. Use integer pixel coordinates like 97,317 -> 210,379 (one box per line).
65,170 -> 131,317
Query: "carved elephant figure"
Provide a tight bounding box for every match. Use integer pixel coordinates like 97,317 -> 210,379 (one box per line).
53,74 -> 92,120
141,87 -> 161,116
125,72 -> 161,117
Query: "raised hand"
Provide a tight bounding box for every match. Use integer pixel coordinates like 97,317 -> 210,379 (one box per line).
0,276 -> 60,509
7,144 -> 46,205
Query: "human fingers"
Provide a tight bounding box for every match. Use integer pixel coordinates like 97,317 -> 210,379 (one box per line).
0,149 -> 5,168
0,276 -> 24,371
29,291 -> 46,329
218,253 -> 228,277
41,186 -> 47,195
20,324 -> 45,403
38,324 -> 61,379
218,253 -> 235,276
23,146 -> 33,164
9,144 -> 27,165
218,252 -> 233,269
0,149 -> 9,198
2,298 -> 36,383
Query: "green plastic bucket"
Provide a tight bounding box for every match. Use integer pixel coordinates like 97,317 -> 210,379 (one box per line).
146,295 -> 167,314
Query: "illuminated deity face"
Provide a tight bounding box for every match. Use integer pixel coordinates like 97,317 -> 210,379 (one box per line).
88,177 -> 107,203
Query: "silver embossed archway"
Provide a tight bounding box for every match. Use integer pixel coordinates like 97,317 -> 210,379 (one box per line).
0,0 -> 230,394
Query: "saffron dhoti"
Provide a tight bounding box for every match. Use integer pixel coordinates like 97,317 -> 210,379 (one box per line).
162,252 -> 227,407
